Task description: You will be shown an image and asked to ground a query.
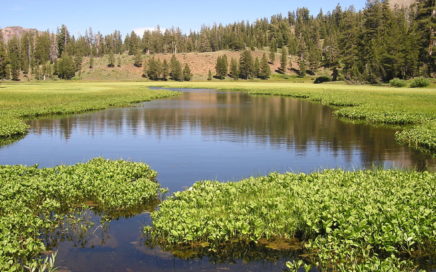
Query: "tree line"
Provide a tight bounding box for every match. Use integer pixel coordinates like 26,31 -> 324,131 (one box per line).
0,0 -> 434,82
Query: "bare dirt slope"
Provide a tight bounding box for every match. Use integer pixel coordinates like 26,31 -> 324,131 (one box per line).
0,26 -> 39,42
80,50 -> 300,81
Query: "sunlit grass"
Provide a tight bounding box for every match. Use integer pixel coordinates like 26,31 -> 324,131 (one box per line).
0,81 -> 178,137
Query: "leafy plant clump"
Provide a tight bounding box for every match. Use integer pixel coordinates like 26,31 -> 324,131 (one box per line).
314,76 -> 331,84
396,121 -> 436,152
148,170 -> 436,272
410,77 -> 430,88
0,158 -> 164,271
389,78 -> 407,88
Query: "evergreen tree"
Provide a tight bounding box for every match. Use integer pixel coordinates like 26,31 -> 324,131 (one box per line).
162,59 -> 169,80
56,54 -> 76,79
57,25 -> 70,57
414,0 -> 435,75
259,53 -> 271,79
107,51 -> 115,67
8,37 -> 21,81
0,33 -> 7,79
230,58 -> 239,79
142,58 -> 148,78
147,57 -> 161,80
215,55 -> 228,79
74,54 -> 82,72
269,47 -> 276,64
133,50 -> 142,67
280,46 -> 288,73
207,69 -> 212,80
239,50 -> 253,79
170,56 -> 183,81
254,57 -> 260,78
183,63 -> 192,81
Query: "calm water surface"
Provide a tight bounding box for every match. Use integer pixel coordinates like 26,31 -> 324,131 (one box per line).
1,88 -> 435,271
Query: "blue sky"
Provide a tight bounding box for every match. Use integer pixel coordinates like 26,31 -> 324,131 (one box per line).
1,0 -> 365,35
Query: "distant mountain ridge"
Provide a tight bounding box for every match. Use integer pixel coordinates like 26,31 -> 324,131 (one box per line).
0,26 -> 39,42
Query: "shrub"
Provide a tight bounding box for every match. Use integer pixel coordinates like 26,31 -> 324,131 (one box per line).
314,76 -> 331,84
389,78 -> 407,88
410,77 -> 430,88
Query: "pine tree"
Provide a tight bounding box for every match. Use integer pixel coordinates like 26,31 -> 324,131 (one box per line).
162,59 -> 169,80
230,58 -> 239,80
239,50 -> 253,79
280,46 -> 288,73
56,54 -> 76,79
183,63 -> 192,81
74,54 -> 82,72
107,51 -> 115,67
134,50 -> 142,67
0,33 -> 7,79
170,56 -> 183,81
207,69 -> 212,81
259,53 -> 271,79
215,55 -> 228,79
269,47 -> 276,64
254,57 -> 260,78
147,57 -> 162,80
8,37 -> 21,81
57,25 -> 70,57
142,58 -> 148,78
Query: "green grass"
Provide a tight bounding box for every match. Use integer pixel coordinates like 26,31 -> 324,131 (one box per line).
0,81 -> 178,138
147,170 -> 436,272
0,158 -> 165,271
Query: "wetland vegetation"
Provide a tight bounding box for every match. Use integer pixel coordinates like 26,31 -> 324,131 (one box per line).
147,170 -> 436,271
0,158 -> 163,271
0,0 -> 435,271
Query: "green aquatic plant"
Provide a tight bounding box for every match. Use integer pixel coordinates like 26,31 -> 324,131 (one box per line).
396,121 -> 436,152
0,158 -> 164,271
148,170 -> 436,271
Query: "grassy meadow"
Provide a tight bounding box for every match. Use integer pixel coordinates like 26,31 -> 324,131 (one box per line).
0,81 -> 178,138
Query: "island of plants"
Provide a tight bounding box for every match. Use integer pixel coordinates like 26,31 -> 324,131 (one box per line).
0,158 -> 165,271
147,169 -> 435,272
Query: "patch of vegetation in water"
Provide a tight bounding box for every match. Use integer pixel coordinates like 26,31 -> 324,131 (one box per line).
0,82 -> 179,138
0,158 -> 165,271
396,121 -> 436,154
147,170 -> 436,271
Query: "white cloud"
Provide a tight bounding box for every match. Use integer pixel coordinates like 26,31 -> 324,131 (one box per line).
133,27 -> 166,36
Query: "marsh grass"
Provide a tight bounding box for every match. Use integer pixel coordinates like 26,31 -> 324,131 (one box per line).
0,81 -> 178,138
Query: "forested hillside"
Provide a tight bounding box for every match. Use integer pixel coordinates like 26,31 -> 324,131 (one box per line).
0,0 -> 434,82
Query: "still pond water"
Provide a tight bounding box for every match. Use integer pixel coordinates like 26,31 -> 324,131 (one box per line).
1,88 -> 435,271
